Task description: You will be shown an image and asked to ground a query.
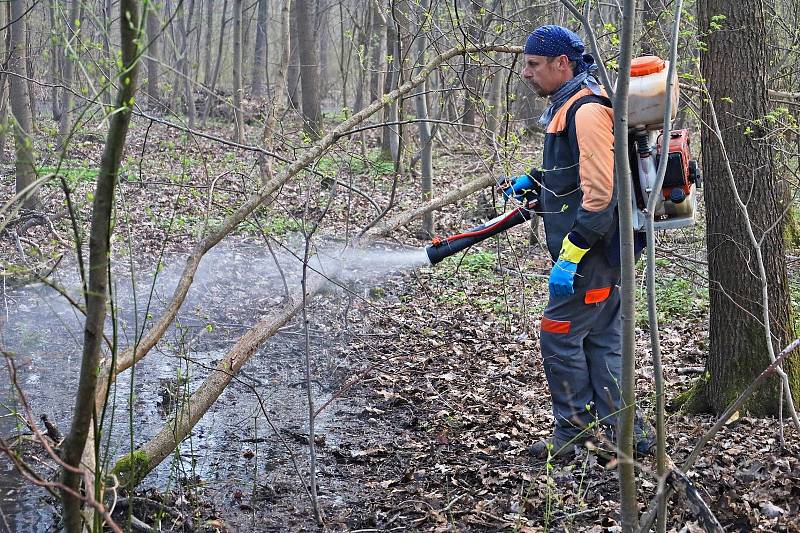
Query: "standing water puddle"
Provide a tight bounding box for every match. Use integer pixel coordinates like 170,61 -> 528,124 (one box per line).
0,239 -> 429,530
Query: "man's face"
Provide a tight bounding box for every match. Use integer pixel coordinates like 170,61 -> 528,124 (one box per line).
522,54 -> 573,97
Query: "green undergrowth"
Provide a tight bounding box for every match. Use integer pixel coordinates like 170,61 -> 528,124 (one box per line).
420,248 -> 533,319
38,164 -> 99,187
316,149 -> 395,177
636,274 -> 708,328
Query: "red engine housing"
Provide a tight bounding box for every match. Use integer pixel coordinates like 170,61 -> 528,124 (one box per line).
657,129 -> 695,199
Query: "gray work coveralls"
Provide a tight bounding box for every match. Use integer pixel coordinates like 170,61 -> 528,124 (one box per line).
533,88 -> 634,443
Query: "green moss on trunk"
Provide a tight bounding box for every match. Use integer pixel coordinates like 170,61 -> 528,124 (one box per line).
111,450 -> 150,490
670,372 -> 710,413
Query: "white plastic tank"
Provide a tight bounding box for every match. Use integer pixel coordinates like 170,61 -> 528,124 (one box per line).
626,56 -> 679,130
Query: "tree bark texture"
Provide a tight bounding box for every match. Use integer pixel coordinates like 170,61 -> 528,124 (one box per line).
295,0 -> 321,136
699,0 -> 799,415
145,0 -> 161,104
287,0 -> 301,108
48,0 -> 62,122
251,0 -> 268,98
415,0 -> 433,235
58,0 -> 81,150
9,0 -> 37,209
60,3 -> 142,529
176,0 -> 197,128
23,16 -> 36,132
201,0 -> 214,87
232,0 -> 244,141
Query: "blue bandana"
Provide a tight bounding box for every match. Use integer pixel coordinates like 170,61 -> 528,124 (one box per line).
525,25 -> 590,74
524,25 -> 603,127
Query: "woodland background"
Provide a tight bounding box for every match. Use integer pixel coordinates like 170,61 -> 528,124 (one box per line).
1,0 -> 800,531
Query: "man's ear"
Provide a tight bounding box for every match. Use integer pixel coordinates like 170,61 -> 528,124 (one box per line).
558,55 -> 571,71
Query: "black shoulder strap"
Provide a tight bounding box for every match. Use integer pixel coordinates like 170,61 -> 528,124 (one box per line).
565,94 -> 613,128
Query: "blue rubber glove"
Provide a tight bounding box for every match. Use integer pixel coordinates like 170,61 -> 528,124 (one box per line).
500,174 -> 535,203
549,259 -> 578,297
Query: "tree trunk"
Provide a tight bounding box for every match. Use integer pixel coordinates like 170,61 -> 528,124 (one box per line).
612,0 -> 638,527
232,0 -> 244,141
461,0 -> 483,131
295,0 -> 321,136
48,0 -> 62,122
352,3 -> 372,112
59,0 -> 82,148
60,2 -> 141,530
368,1 -> 384,104
102,0 -> 113,106
315,0 -> 329,106
201,0 -> 214,87
176,0 -> 197,128
380,2 -> 399,160
201,0 -> 228,125
9,0 -> 37,209
259,0 -> 290,184
415,0 -> 433,236
145,0 -> 160,106
272,0 -> 291,104
287,1 -> 301,108
251,0 -> 268,98
21,14 -> 37,134
697,0 -> 799,415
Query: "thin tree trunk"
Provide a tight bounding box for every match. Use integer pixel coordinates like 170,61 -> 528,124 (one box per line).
337,0 -> 351,109
177,0 -> 197,127
613,0 -> 638,529
296,0 -> 321,136
315,0 -> 329,106
259,0 -> 291,184
368,1 -> 384,104
251,0 -> 268,98
0,3 -> 9,161
48,0 -> 62,122
287,0 -> 301,108
9,0 -> 37,209
272,0 -> 291,104
232,0 -> 244,142
102,0 -> 113,106
381,2 -> 399,160
201,0 -> 228,125
461,0 -> 483,131
415,0 -> 433,236
145,0 -> 160,106
23,14 -> 36,133
59,0 -> 82,148
61,1 -> 141,531
352,3 -> 372,111
201,0 -> 214,87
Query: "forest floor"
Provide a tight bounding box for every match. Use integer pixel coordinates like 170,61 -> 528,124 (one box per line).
2,114 -> 800,532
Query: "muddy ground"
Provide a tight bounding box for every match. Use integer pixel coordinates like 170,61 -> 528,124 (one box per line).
1,115 -> 800,532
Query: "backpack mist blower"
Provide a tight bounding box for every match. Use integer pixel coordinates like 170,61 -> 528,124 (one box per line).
424,186 -> 537,265
423,55 -> 700,266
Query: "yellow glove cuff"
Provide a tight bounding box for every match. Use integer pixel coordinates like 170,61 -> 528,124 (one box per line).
559,234 -> 589,263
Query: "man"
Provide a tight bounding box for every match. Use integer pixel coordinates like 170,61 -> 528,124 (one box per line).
502,25 -> 653,459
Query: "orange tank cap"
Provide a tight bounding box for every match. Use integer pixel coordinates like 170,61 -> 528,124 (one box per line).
630,56 -> 666,77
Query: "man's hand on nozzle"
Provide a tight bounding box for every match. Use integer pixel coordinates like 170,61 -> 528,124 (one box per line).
498,174 -> 537,205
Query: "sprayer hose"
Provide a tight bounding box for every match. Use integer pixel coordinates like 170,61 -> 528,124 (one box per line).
442,207 -> 524,243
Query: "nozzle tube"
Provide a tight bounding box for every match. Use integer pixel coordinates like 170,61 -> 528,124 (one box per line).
425,207 -> 532,265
